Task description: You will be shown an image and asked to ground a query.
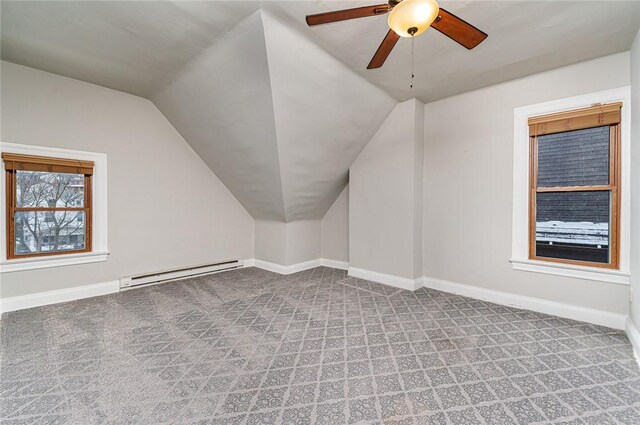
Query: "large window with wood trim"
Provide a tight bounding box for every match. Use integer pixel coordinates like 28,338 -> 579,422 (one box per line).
3,153 -> 94,259
528,102 -> 621,269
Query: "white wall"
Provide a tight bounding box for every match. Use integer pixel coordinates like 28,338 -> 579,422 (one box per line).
286,220 -> 321,265
630,30 -> 640,327
254,220 -> 287,265
350,99 -> 424,280
254,219 -> 320,266
0,62 -> 254,298
413,101 -> 425,279
422,52 -> 631,315
321,185 -> 349,263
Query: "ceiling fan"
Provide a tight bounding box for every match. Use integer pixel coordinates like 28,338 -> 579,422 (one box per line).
306,0 -> 487,69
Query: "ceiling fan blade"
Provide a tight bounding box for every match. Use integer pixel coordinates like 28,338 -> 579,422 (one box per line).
430,8 -> 487,49
306,4 -> 390,26
367,29 -> 400,69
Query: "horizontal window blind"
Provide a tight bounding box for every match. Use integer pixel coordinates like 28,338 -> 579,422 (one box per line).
528,102 -> 621,136
2,153 -> 94,175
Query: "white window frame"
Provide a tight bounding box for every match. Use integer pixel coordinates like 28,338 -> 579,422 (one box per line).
511,87 -> 630,285
0,142 -> 109,273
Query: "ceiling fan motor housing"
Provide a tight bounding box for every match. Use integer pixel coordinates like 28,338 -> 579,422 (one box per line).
305,1 -> 488,69
387,0 -> 440,38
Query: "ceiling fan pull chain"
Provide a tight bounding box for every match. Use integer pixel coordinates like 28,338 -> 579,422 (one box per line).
410,36 -> 415,89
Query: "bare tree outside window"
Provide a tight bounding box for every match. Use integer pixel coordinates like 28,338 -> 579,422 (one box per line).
14,171 -> 86,254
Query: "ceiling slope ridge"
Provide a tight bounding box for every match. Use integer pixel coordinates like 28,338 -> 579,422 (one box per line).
260,9 -> 397,222
147,6 -> 262,99
256,9 -> 291,223
346,96 -> 415,173
151,9 -> 287,221
147,100 -> 256,219
259,7 -> 398,105
351,99 -> 407,167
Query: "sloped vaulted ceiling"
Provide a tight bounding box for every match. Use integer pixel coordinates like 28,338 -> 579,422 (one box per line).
1,1 -> 396,222
152,11 -> 287,221
261,11 -> 396,221
153,10 -> 396,221
3,1 -> 639,221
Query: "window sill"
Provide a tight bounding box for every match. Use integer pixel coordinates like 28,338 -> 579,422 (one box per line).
0,250 -> 110,273
510,258 -> 629,285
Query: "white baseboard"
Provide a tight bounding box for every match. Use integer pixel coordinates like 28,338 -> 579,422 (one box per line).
0,258 -> 327,315
626,317 -> 640,368
0,265 -> 633,348
0,280 -> 120,316
321,259 -> 349,270
423,276 -> 626,330
348,267 -> 423,291
251,258 -> 322,275
249,260 -> 422,292
247,258 -> 349,274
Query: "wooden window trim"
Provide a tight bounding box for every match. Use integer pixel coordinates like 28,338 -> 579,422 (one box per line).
2,153 -> 93,260
528,102 -> 622,136
2,153 -> 94,175
527,103 -> 621,269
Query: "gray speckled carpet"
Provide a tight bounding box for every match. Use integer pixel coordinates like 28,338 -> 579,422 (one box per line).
1,266 -> 639,424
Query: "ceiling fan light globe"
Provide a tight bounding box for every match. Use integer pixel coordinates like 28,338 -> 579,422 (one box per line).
388,0 -> 439,37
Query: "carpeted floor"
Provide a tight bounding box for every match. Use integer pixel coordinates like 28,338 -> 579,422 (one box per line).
1,266 -> 639,424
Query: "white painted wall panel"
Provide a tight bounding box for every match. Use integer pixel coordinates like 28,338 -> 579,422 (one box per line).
350,99 -> 423,280
629,30 -> 640,327
0,62 -> 254,298
321,185 -> 349,263
422,53 -> 631,315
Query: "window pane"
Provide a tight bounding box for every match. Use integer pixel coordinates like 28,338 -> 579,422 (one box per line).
537,126 -> 609,187
14,211 -> 86,255
535,191 -> 609,263
16,170 -> 85,208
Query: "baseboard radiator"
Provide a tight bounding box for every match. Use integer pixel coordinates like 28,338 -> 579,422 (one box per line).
120,259 -> 243,290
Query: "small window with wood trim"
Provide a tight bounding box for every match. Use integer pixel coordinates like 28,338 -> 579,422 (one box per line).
3,153 -> 94,259
528,102 -> 621,269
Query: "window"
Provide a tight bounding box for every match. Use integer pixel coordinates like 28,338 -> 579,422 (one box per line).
511,88 -> 629,284
3,153 -> 94,259
528,102 -> 621,269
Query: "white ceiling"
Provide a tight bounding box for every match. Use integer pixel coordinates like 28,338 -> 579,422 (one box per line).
2,0 -> 639,220
1,1 -> 257,98
152,10 -> 395,221
3,1 -> 639,102
274,0 -> 640,102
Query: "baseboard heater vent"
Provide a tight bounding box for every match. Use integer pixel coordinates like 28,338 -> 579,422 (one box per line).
120,259 -> 243,290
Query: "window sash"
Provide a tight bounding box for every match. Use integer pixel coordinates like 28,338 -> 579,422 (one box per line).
5,158 -> 93,260
528,104 -> 621,269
